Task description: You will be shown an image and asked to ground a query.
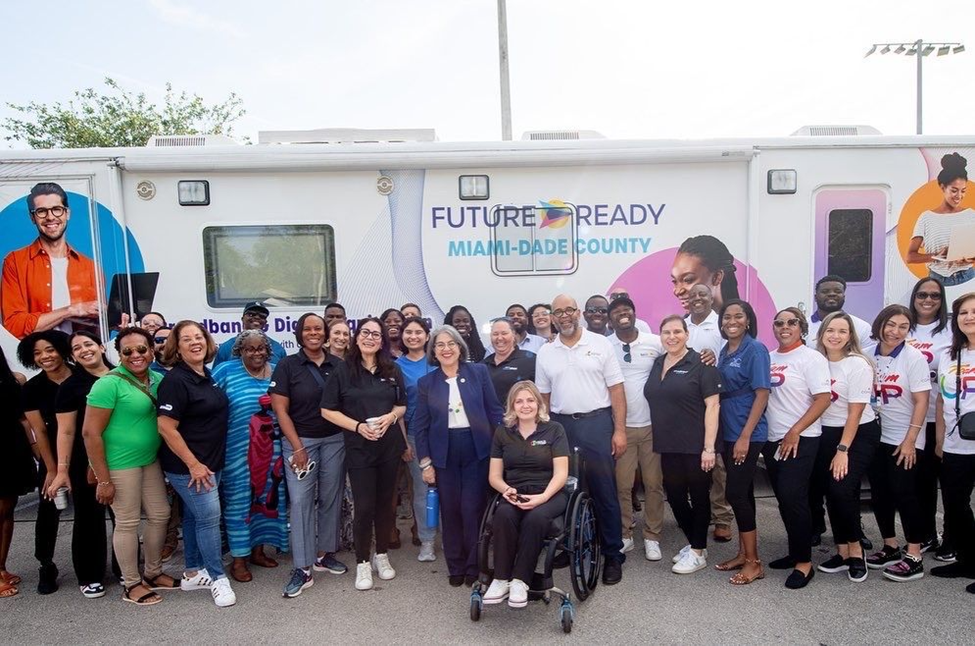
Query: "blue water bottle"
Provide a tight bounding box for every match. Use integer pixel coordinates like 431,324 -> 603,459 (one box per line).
426,487 -> 440,528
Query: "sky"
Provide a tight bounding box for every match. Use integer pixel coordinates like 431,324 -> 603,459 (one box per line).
1,0 -> 974,145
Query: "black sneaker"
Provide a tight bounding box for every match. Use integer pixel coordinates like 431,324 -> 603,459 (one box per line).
847,555 -> 868,582
817,554 -> 849,574
934,545 -> 957,563
866,546 -> 902,570
930,562 -> 975,579
37,562 -> 59,595
920,538 -> 939,554
602,558 -> 622,585
810,533 -> 822,547
883,554 -> 924,582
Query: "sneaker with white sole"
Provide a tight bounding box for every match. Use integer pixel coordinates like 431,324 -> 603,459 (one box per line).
672,549 -> 707,574
672,544 -> 691,563
181,569 -> 213,591
372,553 -> 396,580
210,577 -> 236,607
483,579 -> 510,605
283,568 -> 314,598
508,578 -> 528,609
644,539 -> 662,561
418,541 -> 436,562
80,583 -> 106,599
313,554 -> 347,575
355,562 -> 374,590
621,537 -> 635,554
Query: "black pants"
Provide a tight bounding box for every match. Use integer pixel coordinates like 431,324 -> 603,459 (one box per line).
660,453 -> 712,550
868,441 -> 925,544
941,452 -> 975,567
916,422 -> 953,547
34,463 -> 60,566
762,436 -> 819,564
492,492 -> 567,583
348,459 -> 400,563
69,469 -> 109,586
723,442 -> 763,534
820,422 -> 880,545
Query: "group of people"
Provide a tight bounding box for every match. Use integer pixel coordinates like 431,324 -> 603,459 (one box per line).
3,274 -> 975,610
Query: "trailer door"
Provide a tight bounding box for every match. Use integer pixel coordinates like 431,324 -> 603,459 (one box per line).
813,187 -> 888,320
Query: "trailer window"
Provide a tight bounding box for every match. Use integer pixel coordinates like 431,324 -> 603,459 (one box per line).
490,202 -> 578,276
203,225 -> 337,308
827,209 -> 872,282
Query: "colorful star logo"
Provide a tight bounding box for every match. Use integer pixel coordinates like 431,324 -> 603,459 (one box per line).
538,199 -> 571,229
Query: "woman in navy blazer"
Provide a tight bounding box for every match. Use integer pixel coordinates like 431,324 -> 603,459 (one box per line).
416,325 -> 504,586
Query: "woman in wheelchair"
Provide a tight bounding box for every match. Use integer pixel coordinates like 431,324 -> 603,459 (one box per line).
483,381 -> 570,608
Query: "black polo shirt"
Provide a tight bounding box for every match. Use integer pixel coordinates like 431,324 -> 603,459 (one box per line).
269,350 -> 341,438
22,369 -> 74,444
644,349 -> 723,455
321,361 -> 407,466
157,361 -> 230,473
54,369 -> 98,475
483,348 -> 536,404
490,420 -> 570,494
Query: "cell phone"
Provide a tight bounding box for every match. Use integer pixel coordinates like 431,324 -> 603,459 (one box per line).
515,494 -> 529,503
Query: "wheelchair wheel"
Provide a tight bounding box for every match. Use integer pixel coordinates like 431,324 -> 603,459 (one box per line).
470,591 -> 482,622
559,599 -> 574,634
568,492 -> 601,601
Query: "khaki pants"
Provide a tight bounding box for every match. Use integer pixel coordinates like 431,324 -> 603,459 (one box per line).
109,460 -> 171,588
710,454 -> 735,526
615,425 -> 664,540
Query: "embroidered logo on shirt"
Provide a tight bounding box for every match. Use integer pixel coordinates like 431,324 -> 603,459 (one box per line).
530,440 -> 549,446
502,366 -> 519,371
672,369 -> 689,375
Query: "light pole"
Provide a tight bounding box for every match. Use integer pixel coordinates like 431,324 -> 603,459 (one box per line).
497,0 -> 512,141
866,40 -> 965,134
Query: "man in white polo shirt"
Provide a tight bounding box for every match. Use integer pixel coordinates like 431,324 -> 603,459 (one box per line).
607,296 -> 665,562
536,294 -> 627,585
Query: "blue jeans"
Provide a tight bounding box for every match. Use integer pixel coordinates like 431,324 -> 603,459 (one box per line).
166,471 -> 225,580
932,267 -> 975,287
282,434 -> 346,569
407,436 -> 435,543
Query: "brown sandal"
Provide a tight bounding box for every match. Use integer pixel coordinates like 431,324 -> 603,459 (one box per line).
231,558 -> 253,583
714,558 -> 745,572
0,571 -> 22,586
123,583 -> 162,606
0,581 -> 18,598
729,559 -> 765,585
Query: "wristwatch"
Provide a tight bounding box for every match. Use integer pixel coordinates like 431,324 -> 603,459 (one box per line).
836,444 -> 849,453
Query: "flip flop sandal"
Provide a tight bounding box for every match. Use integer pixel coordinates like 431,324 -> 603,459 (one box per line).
1,572 -> 22,586
144,574 -> 180,590
123,584 -> 162,606
0,581 -> 18,598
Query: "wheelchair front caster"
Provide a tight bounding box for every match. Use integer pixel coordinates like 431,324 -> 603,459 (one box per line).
470,591 -> 483,622
559,599 -> 574,634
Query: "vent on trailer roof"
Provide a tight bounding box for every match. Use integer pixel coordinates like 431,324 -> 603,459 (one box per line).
146,134 -> 239,147
522,130 -> 605,141
258,128 -> 437,144
791,125 -> 882,137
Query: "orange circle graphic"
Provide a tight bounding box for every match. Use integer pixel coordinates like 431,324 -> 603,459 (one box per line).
897,180 -> 975,278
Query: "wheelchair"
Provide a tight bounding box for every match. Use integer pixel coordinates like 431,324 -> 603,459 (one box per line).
469,448 -> 601,634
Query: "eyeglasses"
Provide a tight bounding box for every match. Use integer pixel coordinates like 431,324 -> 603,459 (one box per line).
915,291 -> 942,301
552,307 -> 578,318
153,337 -> 168,345
773,318 -> 801,328
532,310 -> 551,318
30,206 -> 67,220
622,342 -> 632,363
243,312 -> 268,321
434,341 -> 458,350
610,292 -> 629,301
359,329 -> 383,340
585,307 -> 608,315
121,345 -> 150,356
242,346 -> 267,354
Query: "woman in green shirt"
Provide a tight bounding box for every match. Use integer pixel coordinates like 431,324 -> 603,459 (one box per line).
83,327 -> 175,606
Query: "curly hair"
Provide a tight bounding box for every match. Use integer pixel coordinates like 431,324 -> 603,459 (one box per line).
17,329 -> 71,370
232,329 -> 273,359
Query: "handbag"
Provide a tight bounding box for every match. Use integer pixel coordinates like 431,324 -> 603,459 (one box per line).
953,353 -> 975,441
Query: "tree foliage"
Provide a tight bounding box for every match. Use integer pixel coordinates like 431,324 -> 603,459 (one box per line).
3,77 -> 246,148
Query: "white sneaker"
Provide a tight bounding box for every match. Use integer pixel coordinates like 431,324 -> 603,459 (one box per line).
181,568 -> 212,591
210,577 -> 237,607
418,541 -> 436,562
672,549 -> 707,574
672,545 -> 691,563
508,578 -> 528,609
372,553 -> 396,580
483,579 -> 510,605
644,539 -> 662,561
621,537 -> 635,554
355,563 -> 374,590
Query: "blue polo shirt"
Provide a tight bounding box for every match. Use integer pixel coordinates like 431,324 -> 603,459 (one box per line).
717,335 -> 771,443
396,354 -> 437,435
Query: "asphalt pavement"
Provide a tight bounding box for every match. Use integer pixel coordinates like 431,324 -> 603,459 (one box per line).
2,491 -> 972,645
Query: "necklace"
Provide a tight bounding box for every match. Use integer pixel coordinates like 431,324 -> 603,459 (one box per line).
245,364 -> 269,379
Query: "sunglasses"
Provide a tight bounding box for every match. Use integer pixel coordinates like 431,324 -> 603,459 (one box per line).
585,307 -> 608,315
622,342 -> 632,364
773,319 -> 801,328
121,345 -> 151,356
610,292 -> 630,301
915,291 -> 941,301
153,337 -> 168,345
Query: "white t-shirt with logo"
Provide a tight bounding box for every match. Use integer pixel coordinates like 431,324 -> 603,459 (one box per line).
937,347 -> 975,456
609,331 -> 663,427
871,344 -> 931,448
687,310 -> 723,357
536,329 -> 625,415
912,209 -> 975,277
907,321 -> 952,423
822,355 -> 876,428
767,345 -> 832,441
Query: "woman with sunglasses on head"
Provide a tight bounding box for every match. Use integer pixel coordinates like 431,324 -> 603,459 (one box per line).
270,313 -> 348,598
713,300 -> 770,584
907,277 -> 956,562
322,318 -> 407,591
444,305 -> 487,362
0,346 -> 36,599
326,318 -> 352,362
864,305 -> 930,582
45,331 -> 115,599
17,329 -> 75,595
528,303 -> 556,341
156,321 -> 236,607
84,327 -> 175,606
811,313 -> 879,583
212,329 -> 288,585
764,308 -> 831,589
933,292 -> 975,592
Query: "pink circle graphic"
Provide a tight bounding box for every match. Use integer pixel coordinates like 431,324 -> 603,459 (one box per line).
609,247 -> 779,349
